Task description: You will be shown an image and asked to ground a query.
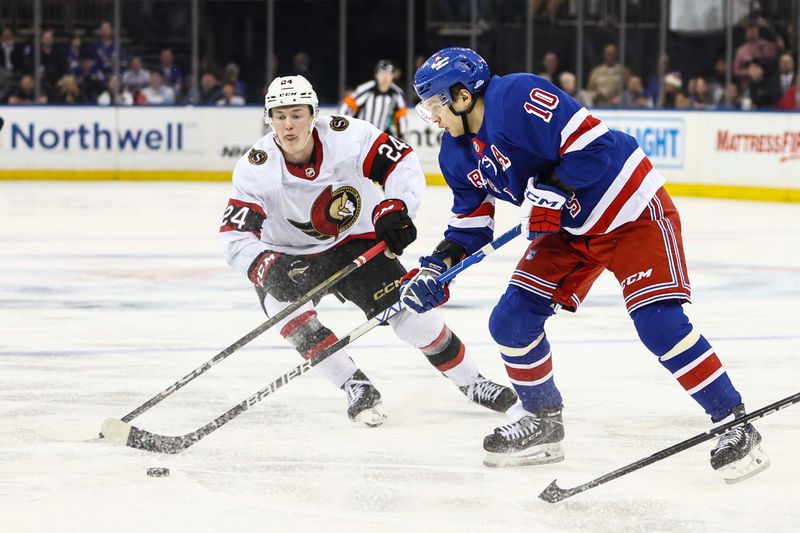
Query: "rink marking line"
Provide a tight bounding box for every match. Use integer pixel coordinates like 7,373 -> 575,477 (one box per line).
3,335 -> 799,357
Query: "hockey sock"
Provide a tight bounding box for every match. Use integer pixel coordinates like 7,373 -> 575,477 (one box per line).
388,310 -> 478,387
280,310 -> 357,388
419,326 -> 479,387
489,288 -> 562,412
632,301 -> 742,421
497,332 -> 562,411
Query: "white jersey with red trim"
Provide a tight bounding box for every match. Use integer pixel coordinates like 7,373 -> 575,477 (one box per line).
436,73 -> 665,254
219,115 -> 424,278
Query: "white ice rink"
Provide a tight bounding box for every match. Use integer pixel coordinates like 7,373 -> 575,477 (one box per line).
1,181 -> 799,532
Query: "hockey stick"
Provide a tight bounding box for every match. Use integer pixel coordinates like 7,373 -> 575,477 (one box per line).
108,241 -> 388,428
539,390 -> 800,503
101,225 -> 522,454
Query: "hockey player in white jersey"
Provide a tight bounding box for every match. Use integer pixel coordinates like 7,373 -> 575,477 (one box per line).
219,75 -> 517,426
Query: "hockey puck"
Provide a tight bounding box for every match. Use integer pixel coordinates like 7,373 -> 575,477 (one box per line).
146,467 -> 170,478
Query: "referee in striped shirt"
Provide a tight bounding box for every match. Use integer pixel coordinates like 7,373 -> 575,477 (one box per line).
337,60 -> 408,139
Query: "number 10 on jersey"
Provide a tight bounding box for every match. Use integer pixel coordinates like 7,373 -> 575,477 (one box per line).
524,88 -> 559,123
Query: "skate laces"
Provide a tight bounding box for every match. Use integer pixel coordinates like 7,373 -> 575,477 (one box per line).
466,376 -> 504,403
714,425 -> 751,453
344,379 -> 370,405
496,417 -> 540,441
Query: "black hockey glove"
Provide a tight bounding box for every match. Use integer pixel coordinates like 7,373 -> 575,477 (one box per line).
248,251 -> 317,302
372,199 -> 417,256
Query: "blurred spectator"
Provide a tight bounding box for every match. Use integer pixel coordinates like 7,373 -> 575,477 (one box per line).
158,48 -> 184,95
537,51 -> 560,83
645,53 -> 670,102
290,52 -> 314,87
2,26 -> 29,73
733,21 -> 777,79
718,82 -> 741,110
54,74 -> 87,104
122,56 -> 150,94
744,59 -> 780,109
66,34 -> 82,77
222,62 -> 247,97
186,71 -> 221,105
706,56 -> 728,106
777,53 -> 795,95
674,91 -> 691,109
137,71 -> 175,105
0,66 -> 12,102
776,84 -> 798,110
39,29 -> 68,100
585,43 -> 629,107
91,20 -> 126,76
7,74 -> 47,104
661,72 -> 683,108
686,77 -> 713,109
558,71 -> 592,108
620,75 -> 653,108
75,50 -> 106,102
97,75 -> 133,105
215,81 -> 245,106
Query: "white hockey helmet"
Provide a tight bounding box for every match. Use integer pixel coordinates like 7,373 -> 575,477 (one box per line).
263,75 -> 319,126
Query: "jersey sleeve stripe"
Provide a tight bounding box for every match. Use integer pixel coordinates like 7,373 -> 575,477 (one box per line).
559,108 -> 608,156
362,132 -> 412,185
566,148 -> 665,235
449,196 -> 495,229
228,198 -> 266,217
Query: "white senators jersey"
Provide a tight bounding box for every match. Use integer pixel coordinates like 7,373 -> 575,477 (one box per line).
219,115 -> 425,280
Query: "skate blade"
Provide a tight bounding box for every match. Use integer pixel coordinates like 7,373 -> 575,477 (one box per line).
353,404 -> 388,427
721,445 -> 771,484
483,443 -> 564,468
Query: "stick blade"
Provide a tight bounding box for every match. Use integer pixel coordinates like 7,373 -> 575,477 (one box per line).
101,418 -> 132,445
538,479 -> 571,503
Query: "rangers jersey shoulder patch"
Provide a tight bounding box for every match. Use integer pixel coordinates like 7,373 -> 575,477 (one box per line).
248,148 -> 268,165
329,116 -> 350,132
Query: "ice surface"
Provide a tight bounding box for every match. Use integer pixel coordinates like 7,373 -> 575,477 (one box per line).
1,181 -> 799,532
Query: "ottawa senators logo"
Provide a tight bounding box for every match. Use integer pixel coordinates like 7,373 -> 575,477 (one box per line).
288,185 -> 361,240
248,148 -> 268,165
329,116 -> 350,131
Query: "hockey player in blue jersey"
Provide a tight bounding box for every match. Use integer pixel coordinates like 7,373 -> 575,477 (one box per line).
400,47 -> 768,482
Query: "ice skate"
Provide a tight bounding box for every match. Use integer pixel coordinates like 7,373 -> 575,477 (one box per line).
483,405 -> 565,467
710,405 -> 770,484
459,374 -> 517,412
342,370 -> 387,427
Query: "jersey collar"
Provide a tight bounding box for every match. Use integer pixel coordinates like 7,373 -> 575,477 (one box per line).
283,128 -> 324,180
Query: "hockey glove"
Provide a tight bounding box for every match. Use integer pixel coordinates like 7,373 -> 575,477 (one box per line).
399,255 -> 449,314
372,199 -> 417,256
519,176 -> 570,241
248,251 -> 314,302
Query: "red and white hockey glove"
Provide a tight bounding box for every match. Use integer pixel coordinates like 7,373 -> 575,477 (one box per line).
248,251 -> 313,302
372,199 -> 417,256
519,176 -> 570,241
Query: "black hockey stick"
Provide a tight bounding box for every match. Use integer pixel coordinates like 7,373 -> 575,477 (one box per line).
539,390 -> 800,503
101,225 -> 522,453
109,241 -> 388,428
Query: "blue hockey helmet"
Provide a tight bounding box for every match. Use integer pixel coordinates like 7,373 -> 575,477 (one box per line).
413,47 -> 490,123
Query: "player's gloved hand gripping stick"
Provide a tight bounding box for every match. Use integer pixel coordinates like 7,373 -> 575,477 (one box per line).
101,225 -> 522,454
101,241 -> 388,437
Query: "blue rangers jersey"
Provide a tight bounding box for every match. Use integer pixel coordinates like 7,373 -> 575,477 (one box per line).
439,73 -> 665,253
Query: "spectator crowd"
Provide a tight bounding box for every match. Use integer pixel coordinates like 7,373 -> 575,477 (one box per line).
1,21 -> 248,107
1,16 -> 798,111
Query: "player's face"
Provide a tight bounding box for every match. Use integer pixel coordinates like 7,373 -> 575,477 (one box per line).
417,94 -> 465,137
271,105 -> 313,154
